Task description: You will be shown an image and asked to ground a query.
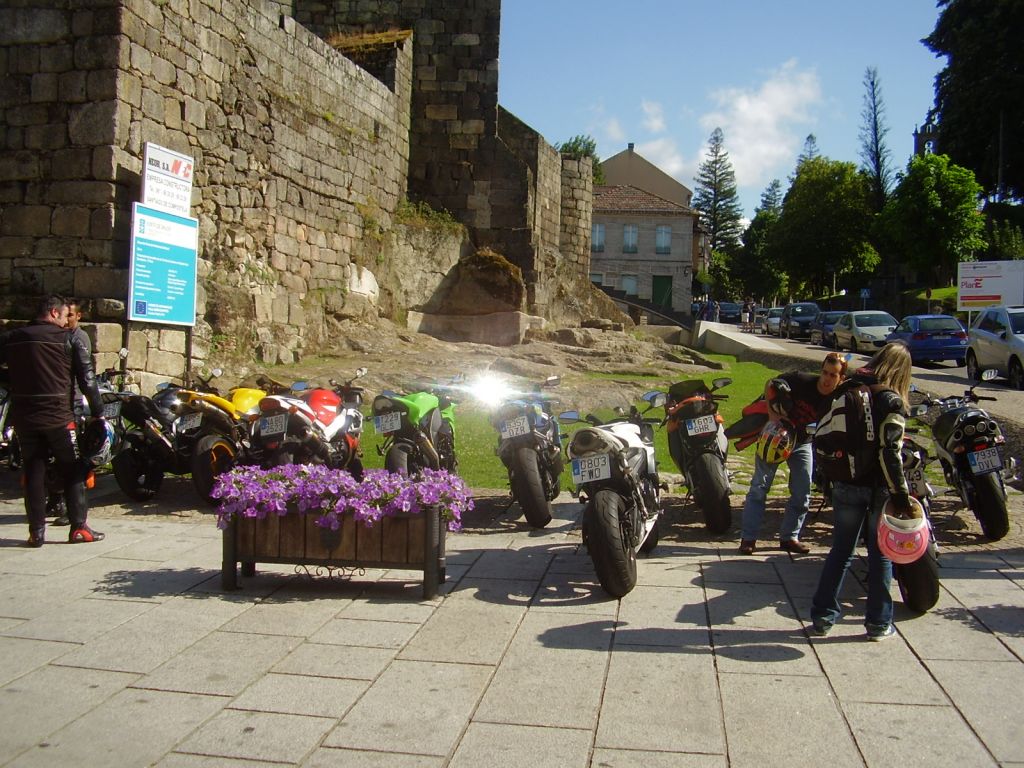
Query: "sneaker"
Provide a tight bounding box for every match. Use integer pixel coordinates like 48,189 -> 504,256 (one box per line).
780,538 -> 811,554
866,624 -> 896,641
810,619 -> 833,637
51,515 -> 70,527
26,530 -> 45,548
69,525 -> 105,543
739,540 -> 756,555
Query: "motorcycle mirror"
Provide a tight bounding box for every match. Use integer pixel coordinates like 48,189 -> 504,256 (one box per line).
292,381 -> 309,391
641,391 -> 667,409
210,368 -> 223,378
543,375 -> 560,388
118,347 -> 129,359
910,404 -> 928,417
613,406 -> 625,416
910,383 -> 919,392
355,367 -> 368,378
557,410 -> 580,422
712,377 -> 733,390
981,369 -> 998,381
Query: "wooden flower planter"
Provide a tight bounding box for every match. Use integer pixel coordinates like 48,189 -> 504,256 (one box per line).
221,508 -> 446,598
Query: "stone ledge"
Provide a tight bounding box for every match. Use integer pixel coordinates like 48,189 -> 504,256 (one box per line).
407,310 -> 544,346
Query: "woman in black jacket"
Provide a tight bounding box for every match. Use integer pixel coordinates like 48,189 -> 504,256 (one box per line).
810,342 -> 913,641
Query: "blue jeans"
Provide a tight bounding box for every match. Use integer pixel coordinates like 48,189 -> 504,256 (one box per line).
811,481 -> 893,629
741,441 -> 812,541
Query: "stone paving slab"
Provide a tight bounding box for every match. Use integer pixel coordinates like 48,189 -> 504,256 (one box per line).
448,722 -> 591,768
174,709 -> 335,764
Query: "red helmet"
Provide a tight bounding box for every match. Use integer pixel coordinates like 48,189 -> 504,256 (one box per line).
877,497 -> 929,564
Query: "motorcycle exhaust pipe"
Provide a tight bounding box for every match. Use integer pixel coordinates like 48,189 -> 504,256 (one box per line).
415,432 -> 441,469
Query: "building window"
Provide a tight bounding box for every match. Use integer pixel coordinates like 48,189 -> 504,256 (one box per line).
620,274 -> 638,295
591,223 -> 605,252
622,224 -> 638,253
656,225 -> 671,254
590,273 -> 603,285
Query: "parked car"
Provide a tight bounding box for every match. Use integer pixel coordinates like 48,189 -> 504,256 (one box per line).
753,307 -> 769,330
832,310 -> 898,353
779,302 -> 820,339
718,301 -> 742,324
966,305 -> 1024,387
809,310 -> 846,348
886,314 -> 967,365
762,307 -> 784,336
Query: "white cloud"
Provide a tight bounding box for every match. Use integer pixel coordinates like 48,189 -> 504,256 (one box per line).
604,116 -> 625,143
641,100 -> 666,133
698,60 -> 822,189
634,137 -> 695,182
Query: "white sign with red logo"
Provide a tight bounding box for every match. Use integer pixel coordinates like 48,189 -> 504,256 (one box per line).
142,142 -> 194,217
957,260 -> 1024,310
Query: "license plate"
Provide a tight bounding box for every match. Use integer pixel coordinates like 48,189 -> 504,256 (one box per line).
686,415 -> 717,435
905,467 -> 928,497
374,412 -> 402,435
499,415 -> 529,440
933,334 -> 950,340
176,412 -> 202,432
102,401 -> 122,419
572,454 -> 611,484
259,413 -> 287,436
968,446 -> 1002,475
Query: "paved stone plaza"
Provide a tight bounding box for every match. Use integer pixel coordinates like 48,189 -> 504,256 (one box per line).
0,472 -> 1021,767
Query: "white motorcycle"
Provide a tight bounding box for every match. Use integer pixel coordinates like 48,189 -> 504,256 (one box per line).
560,391 -> 666,598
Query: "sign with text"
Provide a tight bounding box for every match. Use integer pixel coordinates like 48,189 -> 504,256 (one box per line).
142,142 -> 194,217
128,203 -> 198,326
957,260 -> 1024,310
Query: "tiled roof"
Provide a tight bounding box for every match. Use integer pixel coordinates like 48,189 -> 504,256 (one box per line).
593,185 -> 695,215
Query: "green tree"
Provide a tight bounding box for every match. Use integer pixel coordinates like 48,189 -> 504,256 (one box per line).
985,218 -> 1024,260
692,128 -> 744,254
859,67 -> 894,212
774,157 -> 879,296
732,180 -> 787,301
882,153 -> 987,283
924,0 -> 1024,198
556,134 -> 605,184
758,178 -> 783,214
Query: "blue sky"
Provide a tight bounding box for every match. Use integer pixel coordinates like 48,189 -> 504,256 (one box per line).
498,1 -> 945,219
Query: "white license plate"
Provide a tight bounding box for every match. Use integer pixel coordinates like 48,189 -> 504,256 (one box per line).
686,415 -> 717,435
259,413 -> 287,436
102,401 -> 122,419
572,454 -> 611,484
905,467 -> 929,497
499,415 -> 529,440
968,446 -> 1002,475
176,412 -> 202,432
374,412 -> 402,435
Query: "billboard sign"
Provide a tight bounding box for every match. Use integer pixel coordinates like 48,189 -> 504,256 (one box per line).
957,260 -> 1024,310
142,142 -> 194,217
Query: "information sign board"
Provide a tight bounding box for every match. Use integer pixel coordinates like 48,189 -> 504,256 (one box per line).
957,260 -> 1024,310
142,142 -> 194,217
128,203 -> 198,326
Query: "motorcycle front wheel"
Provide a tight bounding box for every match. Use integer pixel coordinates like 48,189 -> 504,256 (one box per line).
192,433 -> 237,506
510,445 -> 552,528
896,549 -> 940,613
970,472 -> 1010,541
585,489 -> 637,598
691,453 -> 732,533
112,432 -> 164,501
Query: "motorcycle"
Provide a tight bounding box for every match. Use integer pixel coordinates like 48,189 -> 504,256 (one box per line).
559,391 -> 666,598
250,368 -> 367,477
662,377 -> 733,533
895,413 -> 941,613
482,374 -> 563,528
916,370 -> 1010,541
372,378 -> 459,475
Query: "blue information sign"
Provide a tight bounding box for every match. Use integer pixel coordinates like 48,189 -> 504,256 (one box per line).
128,203 -> 199,326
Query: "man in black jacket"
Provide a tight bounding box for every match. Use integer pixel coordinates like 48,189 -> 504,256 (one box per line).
0,295 -> 105,546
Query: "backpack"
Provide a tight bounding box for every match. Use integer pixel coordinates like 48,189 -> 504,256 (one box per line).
812,382 -> 889,483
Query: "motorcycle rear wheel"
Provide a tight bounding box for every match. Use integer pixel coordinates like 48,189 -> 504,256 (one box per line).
192,433 -> 237,506
385,443 -> 414,475
585,489 -> 637,598
971,472 -> 1010,541
112,432 -> 164,501
510,445 -> 552,528
692,453 -> 732,534
896,549 -> 940,613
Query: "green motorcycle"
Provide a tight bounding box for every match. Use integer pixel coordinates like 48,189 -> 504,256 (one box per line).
371,382 -> 459,474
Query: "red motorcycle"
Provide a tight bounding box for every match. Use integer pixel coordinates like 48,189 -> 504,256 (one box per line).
250,367 -> 367,477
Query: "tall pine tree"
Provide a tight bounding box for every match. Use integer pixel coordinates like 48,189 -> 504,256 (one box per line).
692,128 -> 744,255
859,67 -> 894,212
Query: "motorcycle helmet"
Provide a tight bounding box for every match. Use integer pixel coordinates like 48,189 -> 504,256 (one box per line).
81,418 -> 117,468
756,420 -> 795,465
877,496 -> 929,564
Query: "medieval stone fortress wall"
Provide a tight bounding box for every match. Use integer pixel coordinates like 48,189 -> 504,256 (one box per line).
0,0 -> 600,385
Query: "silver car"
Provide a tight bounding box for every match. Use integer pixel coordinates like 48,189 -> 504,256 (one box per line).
966,305 -> 1024,388
762,307 -> 783,336
832,311 -> 898,353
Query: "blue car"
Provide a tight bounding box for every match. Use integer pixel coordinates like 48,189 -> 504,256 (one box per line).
809,310 -> 846,348
886,314 -> 967,364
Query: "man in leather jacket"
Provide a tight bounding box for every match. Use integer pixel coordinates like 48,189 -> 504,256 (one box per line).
0,295 -> 106,546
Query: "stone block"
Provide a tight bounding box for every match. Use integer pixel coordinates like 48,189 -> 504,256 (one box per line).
91,322 -> 124,354
272,297 -> 289,324
43,266 -> 74,294
51,206 -> 90,237
74,265 -> 128,298
253,293 -> 273,323
25,124 -> 68,151
146,348 -> 186,379
58,70 -> 87,103
0,152 -> 41,181
30,72 -> 58,102
126,329 -> 149,369
425,103 -> 458,121
0,9 -> 69,45
159,328 -> 187,355
49,148 -> 92,181
1,205 -> 51,236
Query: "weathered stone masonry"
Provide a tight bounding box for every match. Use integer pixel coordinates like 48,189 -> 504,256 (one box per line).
0,0 -> 606,382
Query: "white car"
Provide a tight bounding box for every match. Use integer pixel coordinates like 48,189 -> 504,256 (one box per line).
966,305 -> 1024,388
832,311 -> 898,353
762,307 -> 784,336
